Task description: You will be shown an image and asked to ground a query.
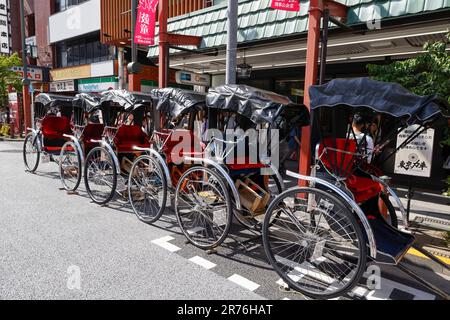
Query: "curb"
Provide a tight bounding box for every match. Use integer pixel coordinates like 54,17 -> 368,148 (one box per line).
0,137 -> 25,142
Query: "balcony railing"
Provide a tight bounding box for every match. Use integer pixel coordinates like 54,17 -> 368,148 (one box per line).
167,0 -> 213,18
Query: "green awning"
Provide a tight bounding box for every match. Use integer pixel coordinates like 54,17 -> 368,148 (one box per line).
147,0 -> 450,58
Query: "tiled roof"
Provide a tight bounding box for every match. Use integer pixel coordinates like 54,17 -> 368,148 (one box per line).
147,0 -> 450,57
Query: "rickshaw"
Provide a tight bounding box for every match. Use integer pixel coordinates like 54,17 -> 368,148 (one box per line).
262,78 -> 449,299
23,93 -> 74,173
127,88 -> 209,224
83,90 -> 154,205
172,85 -> 309,250
59,93 -> 103,192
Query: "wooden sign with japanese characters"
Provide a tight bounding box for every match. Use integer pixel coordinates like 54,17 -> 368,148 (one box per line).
0,0 -> 10,54
394,125 -> 435,178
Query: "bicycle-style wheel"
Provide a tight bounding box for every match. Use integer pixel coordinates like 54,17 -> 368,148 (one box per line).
175,167 -> 232,250
262,187 -> 367,299
59,141 -> 82,192
23,133 -> 40,173
128,155 -> 167,224
84,147 -> 117,205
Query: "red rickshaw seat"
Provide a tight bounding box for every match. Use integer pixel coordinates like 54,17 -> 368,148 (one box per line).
42,116 -> 71,140
114,125 -> 150,152
227,157 -> 266,171
319,138 -> 381,203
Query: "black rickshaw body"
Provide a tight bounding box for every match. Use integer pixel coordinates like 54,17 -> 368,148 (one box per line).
309,77 -> 449,264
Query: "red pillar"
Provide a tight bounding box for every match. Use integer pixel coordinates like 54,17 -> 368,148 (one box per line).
158,0 -> 169,89
128,73 -> 141,92
22,86 -> 31,130
298,0 -> 323,186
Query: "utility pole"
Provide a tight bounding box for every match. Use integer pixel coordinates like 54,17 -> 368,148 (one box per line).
158,0 -> 169,88
225,0 -> 238,85
20,0 -> 31,130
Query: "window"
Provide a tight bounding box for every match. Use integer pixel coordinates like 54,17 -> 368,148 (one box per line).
56,36 -> 113,68
54,0 -> 90,13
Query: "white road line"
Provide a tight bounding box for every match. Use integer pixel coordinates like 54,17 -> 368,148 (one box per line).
360,277 -> 436,300
189,256 -> 217,270
228,274 -> 260,292
151,236 -> 181,253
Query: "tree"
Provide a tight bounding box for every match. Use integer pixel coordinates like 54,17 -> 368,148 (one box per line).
0,53 -> 23,117
368,34 -> 450,195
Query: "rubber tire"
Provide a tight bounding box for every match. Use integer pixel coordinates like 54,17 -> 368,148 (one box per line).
262,187 -> 367,300
59,141 -> 82,192
128,155 -> 168,225
23,133 -> 40,173
175,166 -> 233,250
84,147 -> 117,205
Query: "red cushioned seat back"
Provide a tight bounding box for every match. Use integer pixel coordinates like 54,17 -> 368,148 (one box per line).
157,129 -> 204,163
83,123 -> 104,141
42,116 -> 71,138
318,137 -> 357,179
115,125 -> 147,145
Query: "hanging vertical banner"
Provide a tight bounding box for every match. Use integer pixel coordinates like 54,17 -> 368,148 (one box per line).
271,0 -> 300,12
134,0 -> 159,46
0,0 -> 10,54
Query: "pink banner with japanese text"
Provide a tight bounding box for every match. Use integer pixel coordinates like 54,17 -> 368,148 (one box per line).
134,0 -> 159,46
271,0 -> 300,12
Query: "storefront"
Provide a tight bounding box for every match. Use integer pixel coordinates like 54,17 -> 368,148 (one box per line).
49,60 -> 118,94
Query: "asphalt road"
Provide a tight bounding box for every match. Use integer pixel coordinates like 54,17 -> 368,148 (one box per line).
0,140 -> 448,300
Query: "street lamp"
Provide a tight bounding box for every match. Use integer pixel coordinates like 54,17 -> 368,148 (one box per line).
237,52 -> 253,80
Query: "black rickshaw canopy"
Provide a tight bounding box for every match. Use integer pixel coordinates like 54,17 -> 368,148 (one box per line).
206,84 -> 310,126
151,88 -> 206,120
35,93 -> 74,109
73,93 -> 102,113
100,90 -> 155,111
310,78 -> 449,125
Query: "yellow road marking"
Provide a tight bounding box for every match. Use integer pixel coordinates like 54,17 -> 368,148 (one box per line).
407,248 -> 450,265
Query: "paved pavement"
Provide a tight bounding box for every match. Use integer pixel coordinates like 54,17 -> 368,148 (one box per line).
0,140 -> 448,300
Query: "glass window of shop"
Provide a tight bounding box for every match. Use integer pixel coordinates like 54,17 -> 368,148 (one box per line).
54,0 -> 90,13
56,36 -> 113,68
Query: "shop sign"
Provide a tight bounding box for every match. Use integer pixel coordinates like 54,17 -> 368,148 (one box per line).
134,0 -> 159,46
11,66 -> 43,82
51,65 -> 91,81
50,80 -> 76,92
271,0 -> 300,12
0,0 -> 10,54
78,78 -> 118,92
8,92 -> 17,103
176,71 -> 211,87
394,125 -> 434,178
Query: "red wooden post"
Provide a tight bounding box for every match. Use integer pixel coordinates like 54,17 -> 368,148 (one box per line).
159,0 -> 169,89
298,0 -> 323,186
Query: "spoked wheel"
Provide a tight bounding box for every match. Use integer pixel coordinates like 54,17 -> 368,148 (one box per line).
84,147 -> 117,205
263,187 -> 367,299
128,155 -> 167,224
23,133 -> 40,173
233,173 -> 283,230
379,193 -> 398,229
59,141 -> 82,192
175,167 -> 232,250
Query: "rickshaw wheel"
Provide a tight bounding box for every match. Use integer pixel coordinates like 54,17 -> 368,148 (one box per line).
84,146 -> 117,205
175,166 -> 232,250
262,187 -> 367,299
23,133 -> 40,173
128,155 -> 167,225
59,141 -> 82,192
380,193 -> 398,229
